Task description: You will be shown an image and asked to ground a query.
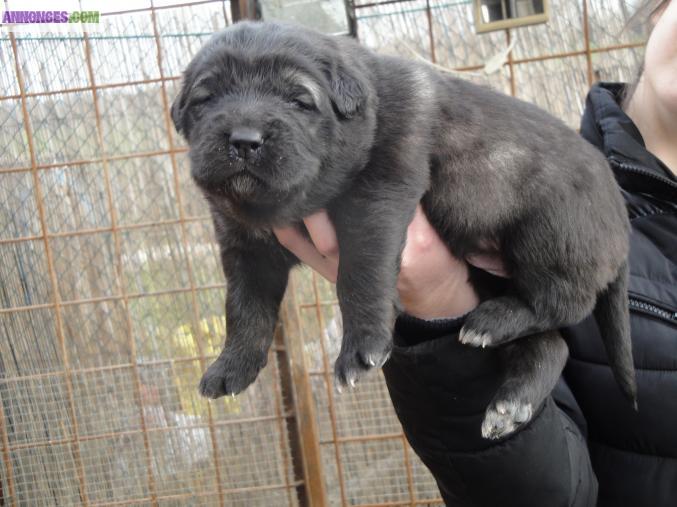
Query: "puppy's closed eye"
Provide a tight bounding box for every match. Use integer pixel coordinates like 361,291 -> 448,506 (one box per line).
290,92 -> 317,111
283,69 -> 322,112
189,90 -> 215,107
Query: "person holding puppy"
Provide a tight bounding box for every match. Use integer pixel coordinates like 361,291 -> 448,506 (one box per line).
274,0 -> 677,505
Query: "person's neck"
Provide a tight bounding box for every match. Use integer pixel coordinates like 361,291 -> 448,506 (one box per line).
625,80 -> 677,176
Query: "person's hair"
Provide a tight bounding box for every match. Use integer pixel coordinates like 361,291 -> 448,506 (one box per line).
621,0 -> 670,109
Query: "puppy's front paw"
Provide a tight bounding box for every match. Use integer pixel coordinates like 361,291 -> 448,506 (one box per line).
481,399 -> 533,440
459,302 -> 506,347
334,330 -> 392,391
459,327 -> 494,348
199,349 -> 267,399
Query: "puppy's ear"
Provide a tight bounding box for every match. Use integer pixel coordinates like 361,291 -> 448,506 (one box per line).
170,76 -> 192,137
326,59 -> 368,119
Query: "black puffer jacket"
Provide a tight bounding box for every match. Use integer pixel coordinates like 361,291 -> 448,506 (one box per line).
383,82 -> 677,507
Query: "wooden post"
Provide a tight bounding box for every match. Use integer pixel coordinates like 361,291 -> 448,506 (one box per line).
279,276 -> 329,507
231,0 -> 258,21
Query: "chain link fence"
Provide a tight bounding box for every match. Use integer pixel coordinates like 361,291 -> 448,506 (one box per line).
1,0 -> 647,505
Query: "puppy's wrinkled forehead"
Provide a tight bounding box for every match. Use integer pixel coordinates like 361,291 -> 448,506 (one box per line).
195,28 -> 327,101
194,47 -> 324,101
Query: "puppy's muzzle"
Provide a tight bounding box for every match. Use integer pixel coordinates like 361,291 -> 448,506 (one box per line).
229,127 -> 264,160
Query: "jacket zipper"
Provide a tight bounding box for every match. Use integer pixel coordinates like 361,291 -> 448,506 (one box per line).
609,157 -> 677,192
628,296 -> 677,325
607,159 -> 676,325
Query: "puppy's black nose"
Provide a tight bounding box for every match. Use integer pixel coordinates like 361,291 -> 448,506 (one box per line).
229,128 -> 264,159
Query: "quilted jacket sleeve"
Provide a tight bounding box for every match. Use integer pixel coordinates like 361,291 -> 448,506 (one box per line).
382,314 -> 598,507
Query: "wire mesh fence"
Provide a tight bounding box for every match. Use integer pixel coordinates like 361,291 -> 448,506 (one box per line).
0,0 -> 647,505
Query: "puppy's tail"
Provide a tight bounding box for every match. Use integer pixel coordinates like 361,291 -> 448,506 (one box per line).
593,260 -> 638,409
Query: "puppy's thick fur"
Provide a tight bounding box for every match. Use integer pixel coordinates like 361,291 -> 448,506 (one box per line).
172,22 -> 636,438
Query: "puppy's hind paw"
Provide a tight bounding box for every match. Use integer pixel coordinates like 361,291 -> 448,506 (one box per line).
481,400 -> 533,440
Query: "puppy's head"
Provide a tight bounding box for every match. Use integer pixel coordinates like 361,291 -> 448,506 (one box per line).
171,22 -> 377,225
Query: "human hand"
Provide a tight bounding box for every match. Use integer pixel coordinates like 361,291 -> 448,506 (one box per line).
273,205 -> 507,320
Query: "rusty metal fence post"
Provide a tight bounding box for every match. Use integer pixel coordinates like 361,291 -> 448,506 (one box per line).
279,279 -> 330,506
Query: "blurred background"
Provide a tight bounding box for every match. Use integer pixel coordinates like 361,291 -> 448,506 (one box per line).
0,0 -> 648,505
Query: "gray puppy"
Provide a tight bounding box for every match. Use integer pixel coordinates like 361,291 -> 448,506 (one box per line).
171,21 -> 636,438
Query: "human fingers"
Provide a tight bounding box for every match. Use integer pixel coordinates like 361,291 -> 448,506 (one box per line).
303,210 -> 340,261
397,206 -> 479,319
273,225 -> 338,282
399,205 -> 465,280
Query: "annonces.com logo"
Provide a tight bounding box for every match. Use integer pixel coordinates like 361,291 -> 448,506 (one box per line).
1,9 -> 102,32
2,10 -> 100,23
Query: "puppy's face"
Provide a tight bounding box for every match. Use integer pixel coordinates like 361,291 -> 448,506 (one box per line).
171,22 -> 375,225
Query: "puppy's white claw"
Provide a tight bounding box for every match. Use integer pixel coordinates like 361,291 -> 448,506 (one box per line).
515,402 -> 533,423
458,330 -> 468,344
366,356 -> 376,367
481,400 -> 533,439
335,383 -> 344,395
349,377 -> 356,389
378,351 -> 391,368
460,328 -> 491,348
